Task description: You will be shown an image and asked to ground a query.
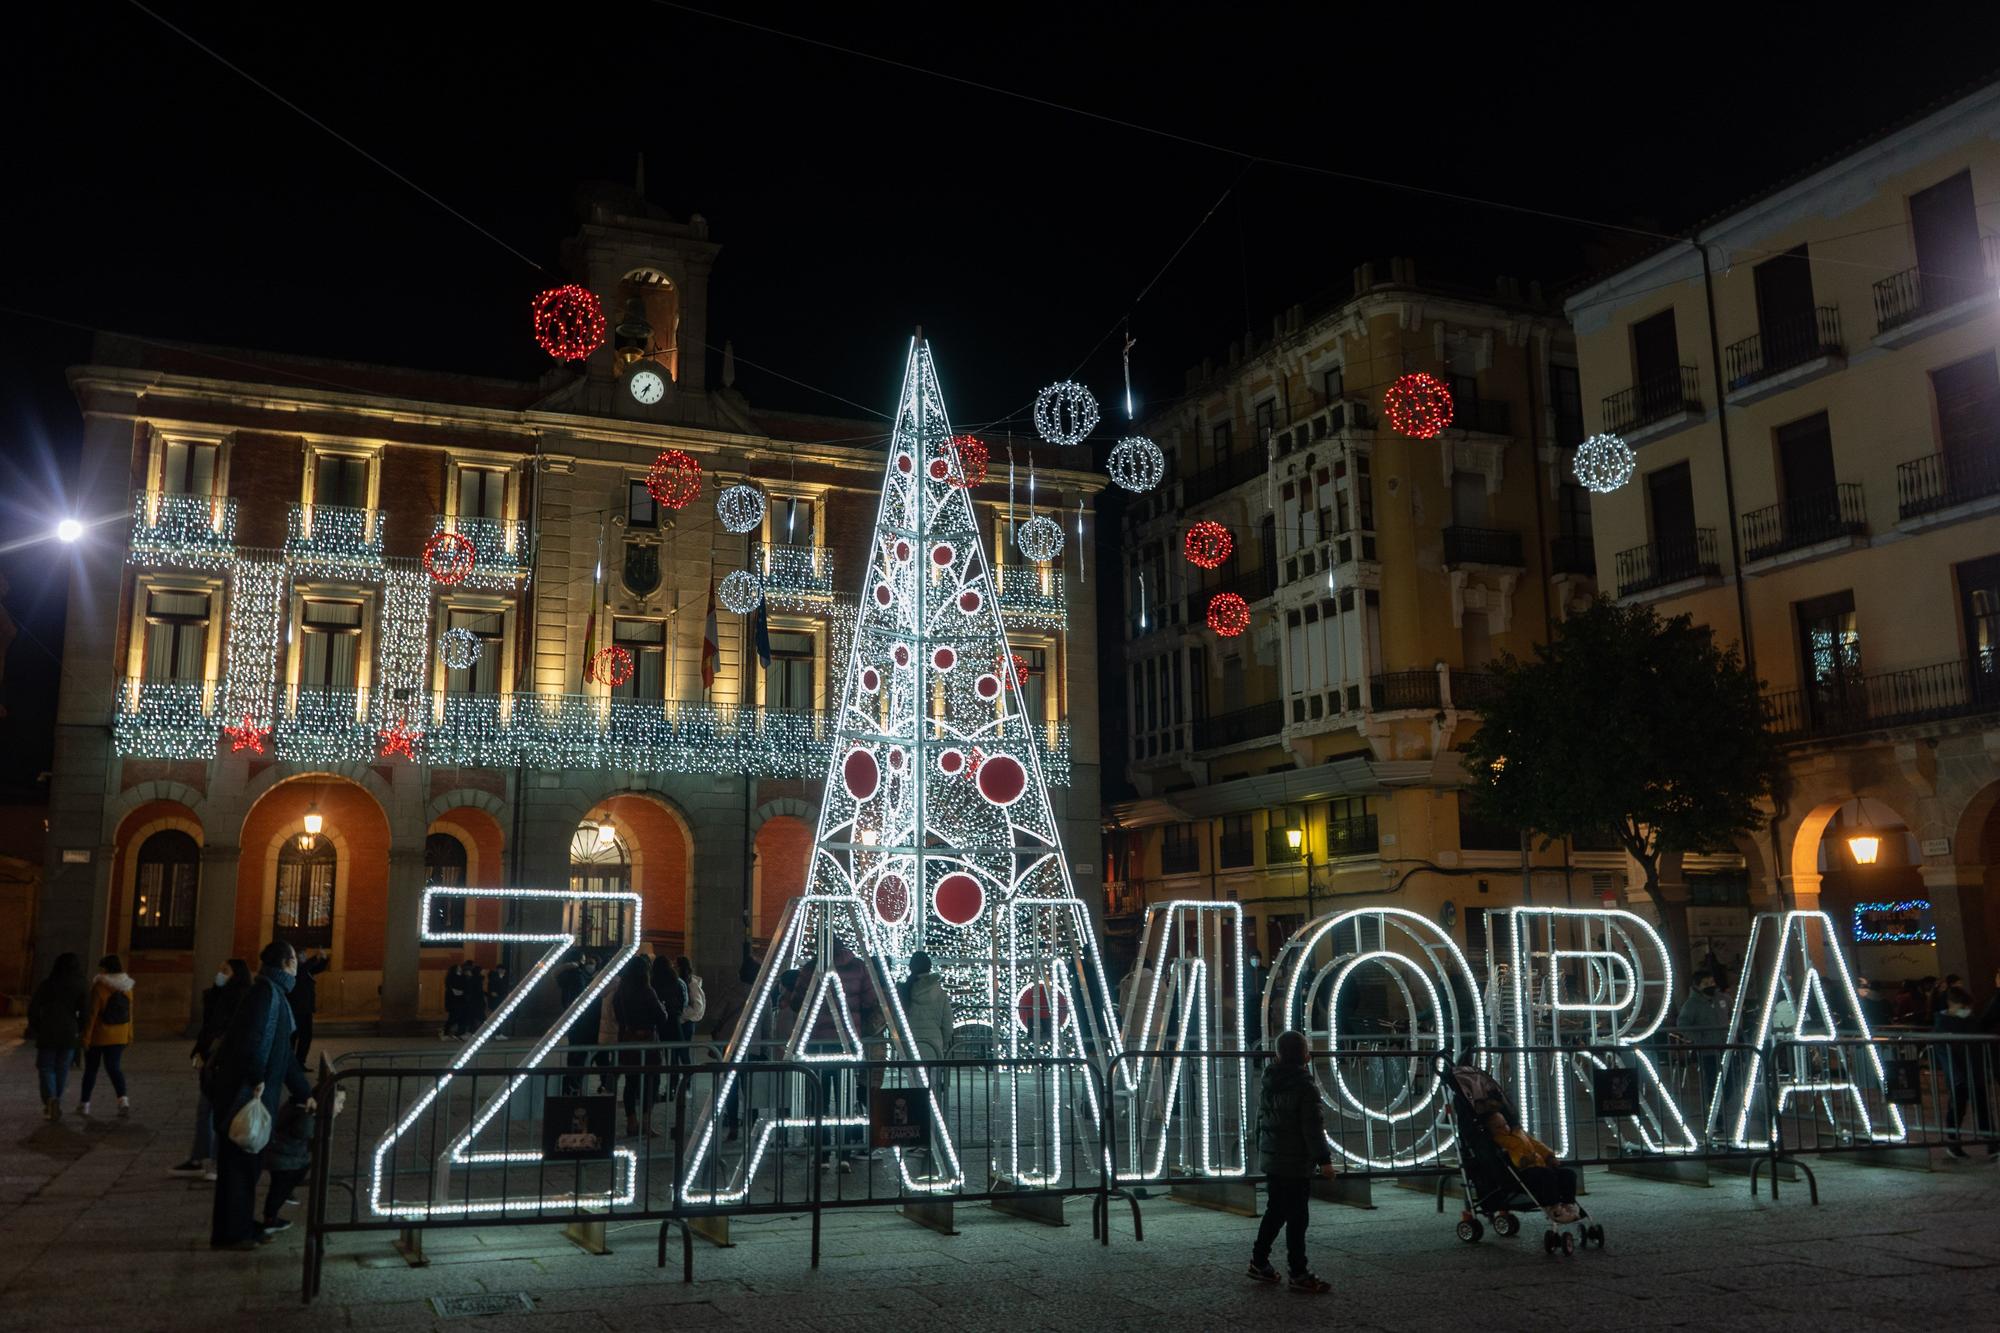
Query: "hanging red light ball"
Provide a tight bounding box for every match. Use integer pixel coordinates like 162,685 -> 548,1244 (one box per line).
530,285 -> 607,362
1207,592 -> 1251,637
644,449 -> 703,510
937,435 -> 990,488
591,645 -> 635,688
1184,520 -> 1233,570
1383,371 -> 1454,439
421,531 -> 477,586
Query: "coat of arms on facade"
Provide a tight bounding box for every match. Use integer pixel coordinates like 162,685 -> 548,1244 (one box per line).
622,538 -> 661,597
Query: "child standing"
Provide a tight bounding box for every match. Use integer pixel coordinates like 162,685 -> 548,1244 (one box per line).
1247,1030 -> 1336,1293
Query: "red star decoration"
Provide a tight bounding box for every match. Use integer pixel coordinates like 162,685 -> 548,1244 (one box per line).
221,715 -> 270,755
377,720 -> 421,761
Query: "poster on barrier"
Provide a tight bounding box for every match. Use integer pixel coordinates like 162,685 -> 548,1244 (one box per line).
1593,1066 -> 1642,1117
544,1095 -> 616,1161
871,1085 -> 932,1149
1885,1058 -> 1924,1107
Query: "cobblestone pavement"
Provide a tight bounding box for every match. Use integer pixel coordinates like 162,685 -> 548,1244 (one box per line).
4,1027 -> 1998,1331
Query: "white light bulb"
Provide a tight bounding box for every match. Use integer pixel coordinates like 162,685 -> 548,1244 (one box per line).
56,518 -> 82,543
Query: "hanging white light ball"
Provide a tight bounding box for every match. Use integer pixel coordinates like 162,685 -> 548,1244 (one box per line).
716,484 -> 766,534
1106,436 -> 1165,492
1573,433 -> 1636,494
1032,381 -> 1100,447
719,569 -> 764,614
438,626 -> 484,670
1017,515 -> 1065,564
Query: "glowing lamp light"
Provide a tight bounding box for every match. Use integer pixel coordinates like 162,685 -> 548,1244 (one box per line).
594,821 -> 616,850
298,805 -> 323,851
1847,833 -> 1881,866
1285,827 -> 1303,852
56,518 -> 83,543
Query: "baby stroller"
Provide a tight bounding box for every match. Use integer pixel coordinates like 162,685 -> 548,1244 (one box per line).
1437,1056 -> 1604,1256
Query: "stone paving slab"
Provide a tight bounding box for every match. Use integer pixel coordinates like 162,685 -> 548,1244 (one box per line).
3,1026 -> 1999,1331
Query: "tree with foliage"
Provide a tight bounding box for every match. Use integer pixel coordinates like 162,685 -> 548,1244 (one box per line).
1461,599 -> 1784,969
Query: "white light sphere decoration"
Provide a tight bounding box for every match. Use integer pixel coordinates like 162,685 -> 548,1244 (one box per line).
1573,433 -> 1636,494
716,484 -> 766,534
1017,515 -> 1066,564
439,626 -> 484,670
1106,436 -> 1165,492
1032,380 -> 1100,447
719,569 -> 764,614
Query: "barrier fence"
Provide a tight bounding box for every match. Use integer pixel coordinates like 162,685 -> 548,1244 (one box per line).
301,1034 -> 2000,1303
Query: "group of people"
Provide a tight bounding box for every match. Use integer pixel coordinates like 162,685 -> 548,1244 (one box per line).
441,958 -> 514,1039
546,947 -> 707,1138
26,952 -> 139,1119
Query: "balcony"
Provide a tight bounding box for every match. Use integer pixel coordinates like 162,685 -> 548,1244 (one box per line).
1763,656 -> 2000,743
1897,445 -> 2000,523
1550,533 -> 1596,577
1369,670 -> 1441,712
1740,484 -> 1867,564
1872,236 -> 2000,345
1448,669 -> 1501,710
1181,448 -> 1267,507
995,564 -> 1067,629
1601,366 -> 1702,441
752,543 -> 835,602
431,515 -> 531,582
130,492 -> 236,564
1442,525 -> 1524,568
1723,307 -> 1844,402
1271,399 -> 1376,458
1323,813 -> 1380,857
287,503 -> 384,569
1614,529 -> 1721,597
1193,699 -> 1284,750
112,681 -> 1075,785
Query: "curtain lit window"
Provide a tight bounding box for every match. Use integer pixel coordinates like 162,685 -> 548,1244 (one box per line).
131,830 -> 198,949
275,839 -> 336,949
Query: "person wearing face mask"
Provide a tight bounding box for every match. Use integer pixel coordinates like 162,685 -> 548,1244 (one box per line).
208,941 -> 315,1248
1934,984 -> 1997,1163
172,959 -> 250,1179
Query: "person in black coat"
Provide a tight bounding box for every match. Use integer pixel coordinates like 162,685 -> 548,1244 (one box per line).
27,952 -> 87,1121
486,963 -> 515,1037
208,940 -> 314,1249
442,960 -> 471,1039
556,954 -> 598,1093
290,950 -> 328,1067
461,961 -> 487,1036
1935,982 -> 1997,1161
614,958 -> 674,1138
173,958 -> 250,1175
649,952 -> 690,1104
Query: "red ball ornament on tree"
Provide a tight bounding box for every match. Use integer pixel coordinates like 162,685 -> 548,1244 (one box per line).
531,285 -> 607,362
1208,592 -> 1251,637
645,449 -> 702,510
591,645 -> 635,688
422,531 -> 476,586
1184,520 -> 1233,570
1383,371 -> 1454,439
937,435 -> 989,488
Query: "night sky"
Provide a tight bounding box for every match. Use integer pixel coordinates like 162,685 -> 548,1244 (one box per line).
3,3 -> 1996,789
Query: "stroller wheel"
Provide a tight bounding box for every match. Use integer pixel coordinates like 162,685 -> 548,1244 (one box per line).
1588,1224 -> 1605,1248
1543,1230 -> 1559,1255
1561,1232 -> 1576,1257
1455,1219 -> 1483,1243
1493,1212 -> 1520,1238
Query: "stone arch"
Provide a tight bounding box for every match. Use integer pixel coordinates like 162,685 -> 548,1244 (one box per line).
751,796 -> 819,834
108,800 -> 205,965
428,802 -> 509,967
1950,778 -> 2000,868
427,786 -> 506,827
752,812 -> 814,942
237,773 -> 392,996
239,761 -> 393,823
574,786 -> 695,947
104,779 -> 208,835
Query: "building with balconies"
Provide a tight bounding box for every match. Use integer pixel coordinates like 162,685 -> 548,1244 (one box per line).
1105,260 -> 1589,961
1565,80 -> 2000,987
39,184 -> 1101,1032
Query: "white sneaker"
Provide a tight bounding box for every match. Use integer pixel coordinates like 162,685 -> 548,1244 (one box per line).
77,1102 -> 90,1117
203,1169 -> 218,1182
117,1098 -> 131,1119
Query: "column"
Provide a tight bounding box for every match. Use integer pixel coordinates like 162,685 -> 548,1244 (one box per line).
381,845 -> 426,1031
1921,865 -> 1992,994
189,842 -> 242,1028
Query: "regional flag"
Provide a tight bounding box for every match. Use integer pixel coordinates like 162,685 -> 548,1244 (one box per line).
700,573 -> 719,690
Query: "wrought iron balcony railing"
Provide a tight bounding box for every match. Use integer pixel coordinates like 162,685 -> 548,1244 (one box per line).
1369,670 -> 1442,712
287,503 -> 384,568
1873,236 -> 2000,334
1448,669 -> 1501,710
1763,656 -> 2000,742
1323,813 -> 1380,856
995,565 -> 1067,628
1442,525 -> 1524,567
1740,484 -> 1866,561
1897,443 -> 2000,520
1723,307 -> 1843,389
1602,366 -> 1702,435
1192,699 -> 1284,750
751,543 -> 836,601
431,515 -> 531,580
130,492 -> 236,562
1614,529 -> 1720,596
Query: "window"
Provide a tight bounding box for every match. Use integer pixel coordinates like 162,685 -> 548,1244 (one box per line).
1548,364 -> 1584,448
1557,483 -> 1592,541
768,630 -> 815,710
1254,400 -> 1277,444
1957,553 -> 2000,676
1211,421 -> 1233,462
1219,813 -> 1254,868
1753,244 -> 1817,366
1322,366 -> 1344,404
1456,790 -> 1518,852
1325,796 -> 1376,855
611,619 -> 666,699
160,439 -> 218,495
771,495 -> 816,546
1162,823 -> 1200,875
1909,170 -> 1982,309
424,832 -> 468,938
1796,590 -> 1863,730
314,454 -> 370,509
1630,309 -> 1680,393
627,480 -> 658,529
444,608 -> 503,694
1775,412 -> 1836,502
131,830 -> 198,949
275,839 -> 336,949
1931,351 -> 2000,467
1017,646 -> 1048,723
457,467 -> 506,521
298,599 -> 364,692
568,824 -> 630,951
142,589 -> 209,682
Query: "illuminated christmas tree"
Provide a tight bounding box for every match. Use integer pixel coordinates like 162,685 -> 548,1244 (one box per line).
682,337 -> 1121,1201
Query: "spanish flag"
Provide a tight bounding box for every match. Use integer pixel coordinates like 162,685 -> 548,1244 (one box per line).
700,571 -> 718,690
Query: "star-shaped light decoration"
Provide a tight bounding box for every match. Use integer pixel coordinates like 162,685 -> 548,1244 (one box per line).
221,714 -> 271,755
377,719 -> 421,761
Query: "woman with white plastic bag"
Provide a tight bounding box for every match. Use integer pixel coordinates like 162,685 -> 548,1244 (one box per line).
207,940 -> 313,1250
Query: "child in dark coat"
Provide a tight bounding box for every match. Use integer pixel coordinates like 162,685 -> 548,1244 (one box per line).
259,1087 -> 344,1234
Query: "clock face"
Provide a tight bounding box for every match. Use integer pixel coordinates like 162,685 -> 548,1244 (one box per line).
629,369 -> 665,404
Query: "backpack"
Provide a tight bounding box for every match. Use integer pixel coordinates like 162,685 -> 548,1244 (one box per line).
98,987 -> 131,1028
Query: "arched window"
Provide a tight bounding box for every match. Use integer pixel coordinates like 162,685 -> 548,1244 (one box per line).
425,832 -> 469,939
275,838 -> 336,949
132,829 -> 199,949
568,821 -> 630,951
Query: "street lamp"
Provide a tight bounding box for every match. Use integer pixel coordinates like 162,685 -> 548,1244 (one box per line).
298,804 -> 323,851
1846,800 -> 1880,867
56,518 -> 82,543
594,820 -> 617,851
1288,824 -> 1318,919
